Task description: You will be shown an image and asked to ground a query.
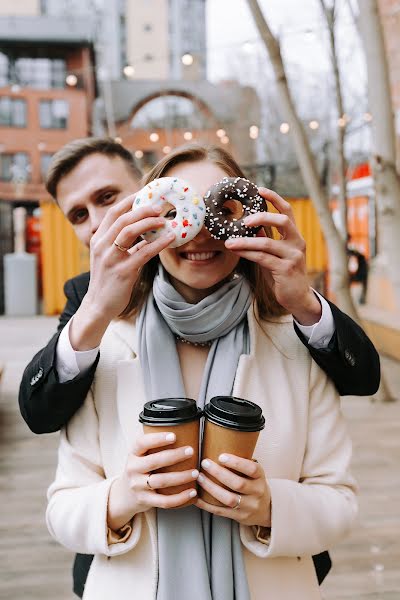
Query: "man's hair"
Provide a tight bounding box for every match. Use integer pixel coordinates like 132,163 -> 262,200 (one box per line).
45,137 -> 142,199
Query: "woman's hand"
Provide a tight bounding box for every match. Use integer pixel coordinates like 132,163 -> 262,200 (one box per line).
107,432 -> 199,532
195,454 -> 271,528
69,196 -> 175,350
225,188 -> 322,326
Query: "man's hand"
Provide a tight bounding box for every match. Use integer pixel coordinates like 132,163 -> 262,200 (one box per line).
225,187 -> 322,326
69,195 -> 174,351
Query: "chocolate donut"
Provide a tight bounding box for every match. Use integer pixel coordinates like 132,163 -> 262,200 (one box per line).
203,177 -> 266,240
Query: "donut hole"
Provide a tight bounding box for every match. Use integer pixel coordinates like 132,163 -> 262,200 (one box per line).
221,199 -> 245,221
161,202 -> 177,220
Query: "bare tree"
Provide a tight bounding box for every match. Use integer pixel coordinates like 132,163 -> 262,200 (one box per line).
357,0 -> 400,306
246,0 -> 393,401
319,0 -> 348,241
246,0 -> 357,320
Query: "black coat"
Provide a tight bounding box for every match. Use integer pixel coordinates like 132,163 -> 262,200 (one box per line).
18,271 -> 380,597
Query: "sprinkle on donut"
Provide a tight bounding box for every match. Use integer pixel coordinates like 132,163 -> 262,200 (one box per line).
132,177 -> 206,248
203,177 -> 266,240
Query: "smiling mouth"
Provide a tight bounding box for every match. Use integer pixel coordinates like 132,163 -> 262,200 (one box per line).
181,251 -> 220,261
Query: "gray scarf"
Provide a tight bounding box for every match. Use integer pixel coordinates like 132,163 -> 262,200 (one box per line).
137,265 -> 252,600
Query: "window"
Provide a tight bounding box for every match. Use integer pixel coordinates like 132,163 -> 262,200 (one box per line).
0,153 -> 30,182
13,57 -> 66,89
39,99 -> 69,129
40,153 -> 53,181
0,97 -> 27,127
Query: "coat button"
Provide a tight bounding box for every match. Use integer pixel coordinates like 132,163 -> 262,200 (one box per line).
344,349 -> 356,367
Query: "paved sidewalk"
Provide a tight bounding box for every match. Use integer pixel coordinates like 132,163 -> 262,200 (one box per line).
0,316 -> 399,599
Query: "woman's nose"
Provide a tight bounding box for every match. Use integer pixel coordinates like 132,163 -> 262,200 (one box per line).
195,226 -> 212,240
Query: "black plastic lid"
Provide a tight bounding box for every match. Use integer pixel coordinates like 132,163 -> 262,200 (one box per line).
204,396 -> 265,432
139,398 -> 202,426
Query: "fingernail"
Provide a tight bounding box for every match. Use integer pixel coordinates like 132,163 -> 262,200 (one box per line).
225,239 -> 234,246
189,489 -> 197,498
184,447 -> 194,456
219,454 -> 229,463
197,473 -> 205,483
154,205 -> 163,213
192,470 -> 199,478
165,433 -> 175,442
201,459 -> 210,469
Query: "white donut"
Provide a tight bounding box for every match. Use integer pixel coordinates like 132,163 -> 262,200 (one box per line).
132,177 -> 206,248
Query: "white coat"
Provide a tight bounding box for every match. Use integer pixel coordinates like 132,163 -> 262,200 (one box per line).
46,309 -> 358,599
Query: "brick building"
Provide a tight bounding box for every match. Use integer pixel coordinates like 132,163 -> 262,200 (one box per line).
0,15 -> 95,205
0,12 -> 96,312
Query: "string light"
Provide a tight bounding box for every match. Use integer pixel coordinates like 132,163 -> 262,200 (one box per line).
280,122 -> 290,134
123,65 -> 135,78
181,53 -> 194,66
338,117 -> 346,128
364,112 -> 373,122
149,132 -> 159,142
37,142 -> 46,151
309,120 -> 319,130
66,74 -> 78,87
134,150 -> 144,159
216,129 -> 226,138
242,41 -> 256,54
114,136 -> 122,143
163,145 -> 171,154
183,131 -> 193,140
220,135 -> 229,144
249,125 -> 259,139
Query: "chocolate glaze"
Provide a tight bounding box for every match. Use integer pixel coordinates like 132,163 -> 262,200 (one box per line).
203,177 -> 266,240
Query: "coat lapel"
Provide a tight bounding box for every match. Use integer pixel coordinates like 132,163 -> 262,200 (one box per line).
108,319 -> 147,447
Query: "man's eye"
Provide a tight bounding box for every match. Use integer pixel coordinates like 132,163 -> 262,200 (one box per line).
99,192 -> 116,204
72,209 -> 88,224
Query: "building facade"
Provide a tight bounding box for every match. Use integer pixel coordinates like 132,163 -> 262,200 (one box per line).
0,14 -> 96,204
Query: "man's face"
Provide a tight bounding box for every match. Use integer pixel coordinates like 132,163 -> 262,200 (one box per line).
56,153 -> 140,247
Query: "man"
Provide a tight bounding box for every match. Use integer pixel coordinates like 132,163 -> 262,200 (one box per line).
19,137 -> 380,597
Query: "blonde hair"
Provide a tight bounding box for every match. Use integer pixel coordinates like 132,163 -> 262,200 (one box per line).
120,143 -> 287,320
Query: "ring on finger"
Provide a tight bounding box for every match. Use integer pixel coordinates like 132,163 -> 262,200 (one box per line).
232,494 -> 242,510
113,240 -> 129,253
146,473 -> 154,490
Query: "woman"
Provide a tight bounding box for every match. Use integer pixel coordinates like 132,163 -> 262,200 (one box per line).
47,144 -> 357,600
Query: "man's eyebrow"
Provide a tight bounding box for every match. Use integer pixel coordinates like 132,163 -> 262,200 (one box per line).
89,185 -> 119,201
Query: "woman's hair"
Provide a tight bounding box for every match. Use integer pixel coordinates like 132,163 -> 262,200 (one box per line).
120,143 -> 287,320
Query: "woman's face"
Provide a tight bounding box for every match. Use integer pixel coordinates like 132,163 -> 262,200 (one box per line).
159,161 -> 240,303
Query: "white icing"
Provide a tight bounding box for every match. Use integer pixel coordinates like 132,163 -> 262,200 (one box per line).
132,177 -> 206,248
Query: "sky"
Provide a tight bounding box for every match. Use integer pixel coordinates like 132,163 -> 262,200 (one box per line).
205,0 -> 369,159
206,0 -> 365,85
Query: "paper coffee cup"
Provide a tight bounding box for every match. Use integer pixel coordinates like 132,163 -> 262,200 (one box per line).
139,398 -> 202,503
200,396 -> 265,506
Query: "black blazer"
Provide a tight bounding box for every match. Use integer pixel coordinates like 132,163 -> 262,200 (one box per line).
18,271 -> 380,596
